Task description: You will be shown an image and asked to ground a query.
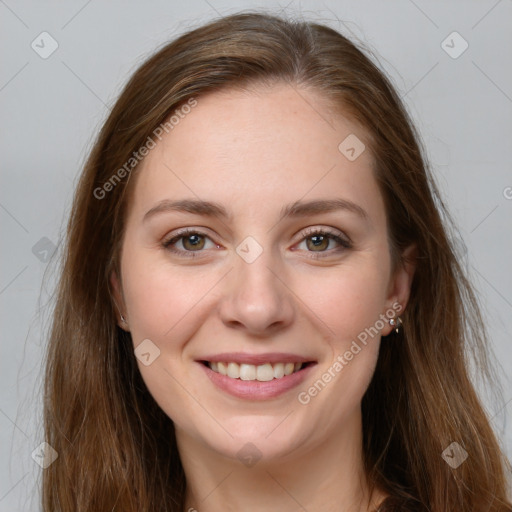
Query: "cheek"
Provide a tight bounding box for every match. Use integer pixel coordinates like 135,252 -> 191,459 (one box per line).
120,239 -> 391,431
294,258 -> 390,347
119,248 -> 223,427
121,248 -> 222,344
122,243 -> 391,363
291,258 -> 389,411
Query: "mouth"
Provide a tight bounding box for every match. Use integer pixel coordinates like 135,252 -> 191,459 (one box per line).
197,354 -> 317,400
201,360 -> 314,381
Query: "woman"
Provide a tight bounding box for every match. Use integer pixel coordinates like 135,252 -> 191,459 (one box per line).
42,11 -> 511,511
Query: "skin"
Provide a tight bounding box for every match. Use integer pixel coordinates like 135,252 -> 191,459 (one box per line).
111,83 -> 416,512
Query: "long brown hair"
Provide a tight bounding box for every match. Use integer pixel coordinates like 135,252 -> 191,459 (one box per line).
42,11 -> 511,511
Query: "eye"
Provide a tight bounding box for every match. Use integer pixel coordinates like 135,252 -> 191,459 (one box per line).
162,227 -> 352,259
162,229 -> 218,258
295,227 -> 352,258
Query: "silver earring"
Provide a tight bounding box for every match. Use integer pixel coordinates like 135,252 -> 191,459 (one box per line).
389,316 -> 403,334
120,314 -> 127,325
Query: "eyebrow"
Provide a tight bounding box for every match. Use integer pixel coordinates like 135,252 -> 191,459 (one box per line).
143,198 -> 369,223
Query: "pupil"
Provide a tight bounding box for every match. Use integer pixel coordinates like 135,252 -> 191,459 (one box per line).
308,235 -> 328,251
184,234 -> 204,250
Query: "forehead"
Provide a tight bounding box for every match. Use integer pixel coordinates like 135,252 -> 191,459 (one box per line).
128,83 -> 384,224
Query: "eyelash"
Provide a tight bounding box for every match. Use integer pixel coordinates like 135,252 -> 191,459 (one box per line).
162,227 -> 352,259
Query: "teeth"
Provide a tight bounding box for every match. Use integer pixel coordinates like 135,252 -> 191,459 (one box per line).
239,364 -> 256,381
217,362 -> 227,376
256,363 -> 274,381
227,362 -> 239,379
284,362 -> 295,376
273,362 -> 284,379
207,361 -> 304,381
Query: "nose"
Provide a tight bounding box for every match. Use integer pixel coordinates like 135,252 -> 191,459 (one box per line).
218,248 -> 295,337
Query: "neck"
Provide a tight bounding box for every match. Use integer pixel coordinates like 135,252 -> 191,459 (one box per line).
176,410 -> 385,512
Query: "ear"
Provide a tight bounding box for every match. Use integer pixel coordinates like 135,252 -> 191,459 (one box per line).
381,244 -> 417,336
110,269 -> 129,331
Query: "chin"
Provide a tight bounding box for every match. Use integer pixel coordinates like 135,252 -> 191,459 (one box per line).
196,415 -> 313,465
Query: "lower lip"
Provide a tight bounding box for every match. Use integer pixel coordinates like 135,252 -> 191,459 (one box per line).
198,362 -> 316,400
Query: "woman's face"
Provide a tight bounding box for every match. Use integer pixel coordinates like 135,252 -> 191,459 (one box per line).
113,83 -> 414,464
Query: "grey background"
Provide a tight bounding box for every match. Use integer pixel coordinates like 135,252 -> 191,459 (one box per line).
1,0 -> 511,509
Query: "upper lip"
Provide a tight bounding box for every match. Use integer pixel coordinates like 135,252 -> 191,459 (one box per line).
198,352 -> 316,365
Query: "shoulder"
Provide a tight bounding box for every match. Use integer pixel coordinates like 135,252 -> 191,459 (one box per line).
376,496 -> 428,512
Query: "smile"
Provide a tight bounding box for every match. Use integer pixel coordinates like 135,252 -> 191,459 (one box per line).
207,361 -> 303,381
198,355 -> 317,400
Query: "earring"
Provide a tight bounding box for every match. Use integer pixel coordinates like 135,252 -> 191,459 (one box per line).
120,314 -> 127,325
389,316 -> 403,334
